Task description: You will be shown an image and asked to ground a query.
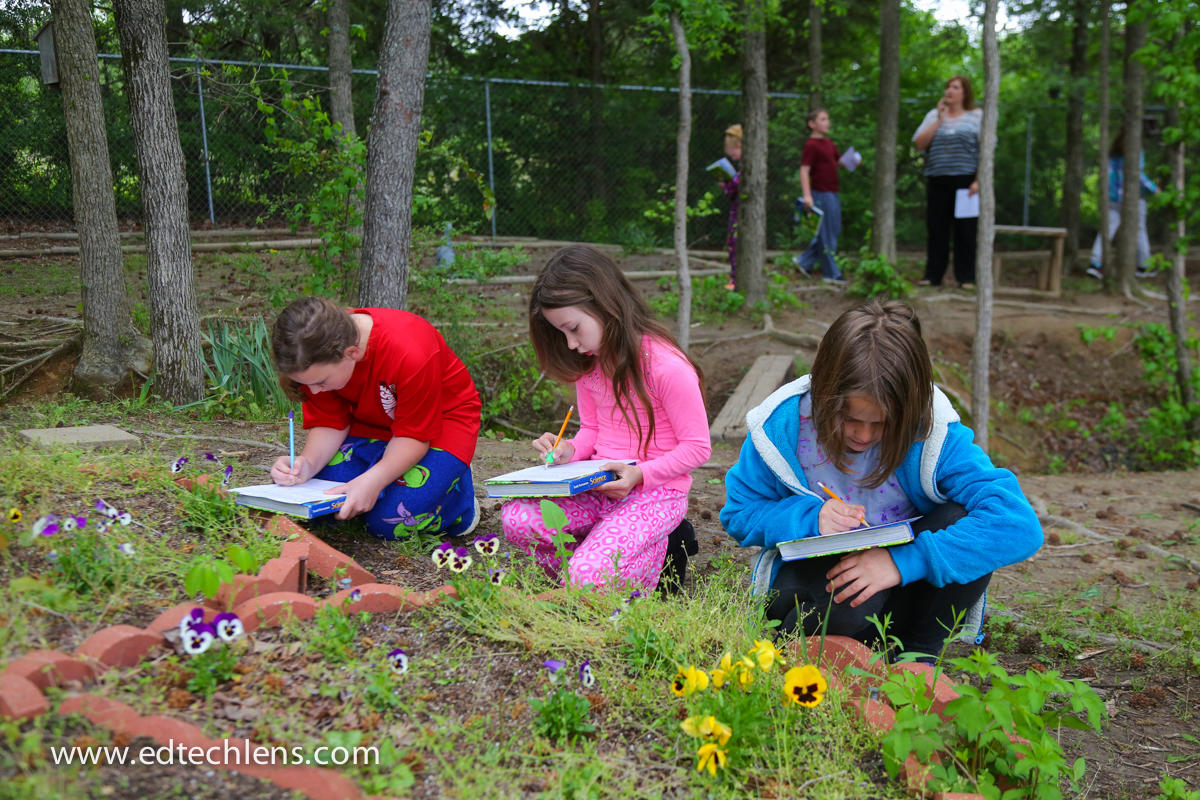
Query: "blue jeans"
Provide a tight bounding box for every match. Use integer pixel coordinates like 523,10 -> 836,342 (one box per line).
797,191 -> 843,279
315,437 -> 477,540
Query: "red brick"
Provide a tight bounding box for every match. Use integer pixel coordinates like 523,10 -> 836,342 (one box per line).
233,592 -> 316,633
57,693 -> 141,732
268,764 -> 365,800
893,662 -> 961,716
844,696 -> 896,736
214,573 -> 282,608
423,584 -> 457,604
317,583 -> 421,614
127,714 -> 212,750
789,635 -> 882,676
933,793 -> 988,800
280,539 -> 310,561
265,514 -> 309,541
147,603 -> 211,634
298,533 -> 374,586
0,674 -> 48,721
4,650 -> 98,690
257,557 -> 302,595
900,752 -> 937,796
75,625 -> 165,669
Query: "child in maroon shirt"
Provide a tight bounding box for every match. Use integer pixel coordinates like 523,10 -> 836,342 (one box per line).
795,109 -> 846,283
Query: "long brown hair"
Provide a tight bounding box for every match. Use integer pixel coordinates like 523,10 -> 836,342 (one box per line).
809,300 -> 933,488
948,75 -> 976,110
271,297 -> 358,401
529,245 -> 705,457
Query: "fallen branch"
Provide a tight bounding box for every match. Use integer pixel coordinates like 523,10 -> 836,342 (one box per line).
1134,542 -> 1200,574
762,314 -> 822,349
1028,495 -> 1115,542
127,428 -> 279,450
490,418 -> 541,439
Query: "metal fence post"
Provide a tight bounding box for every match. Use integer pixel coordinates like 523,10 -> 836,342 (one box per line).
485,79 -> 496,240
195,60 -> 215,225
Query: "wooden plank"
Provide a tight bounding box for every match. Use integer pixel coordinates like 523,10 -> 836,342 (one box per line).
995,224 -> 1067,237
710,354 -> 796,442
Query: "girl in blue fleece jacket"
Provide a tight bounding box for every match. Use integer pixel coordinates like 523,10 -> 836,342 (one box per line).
720,300 -> 1042,659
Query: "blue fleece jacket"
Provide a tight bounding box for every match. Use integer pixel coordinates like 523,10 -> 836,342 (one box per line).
721,377 -> 1043,595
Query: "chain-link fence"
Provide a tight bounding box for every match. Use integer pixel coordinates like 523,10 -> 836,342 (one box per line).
1,48 -> 1084,251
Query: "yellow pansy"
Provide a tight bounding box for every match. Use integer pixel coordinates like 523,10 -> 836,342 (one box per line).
710,652 -> 735,688
680,715 -> 731,746
670,664 -> 710,697
696,742 -> 728,776
7,508 -> 21,524
734,655 -> 756,689
783,663 -> 828,707
749,638 -> 785,671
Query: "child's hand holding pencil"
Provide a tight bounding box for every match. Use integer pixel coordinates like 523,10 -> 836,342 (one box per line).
534,405 -> 575,466
815,481 -> 869,534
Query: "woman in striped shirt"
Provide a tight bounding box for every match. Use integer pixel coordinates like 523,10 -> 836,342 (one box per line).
913,76 -> 982,288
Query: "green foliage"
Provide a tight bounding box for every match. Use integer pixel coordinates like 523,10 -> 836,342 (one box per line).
879,649 -> 1106,799
621,621 -> 678,674
184,646 -> 240,700
1077,324 -> 1116,345
309,602 -> 371,664
185,318 -> 295,420
650,274 -> 745,321
46,524 -> 134,598
183,545 -> 260,600
260,88 -> 365,304
530,688 -> 595,743
540,499 -> 576,569
1113,323 -> 1200,469
844,248 -> 913,300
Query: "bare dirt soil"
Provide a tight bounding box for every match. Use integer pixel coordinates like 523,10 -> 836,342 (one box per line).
2,241 -> 1198,797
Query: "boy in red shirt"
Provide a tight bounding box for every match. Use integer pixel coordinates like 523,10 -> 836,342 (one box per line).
270,298 -> 481,540
795,109 -> 846,283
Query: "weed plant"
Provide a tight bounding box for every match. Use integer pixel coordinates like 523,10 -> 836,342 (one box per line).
187,318 -> 295,421
844,248 -> 913,300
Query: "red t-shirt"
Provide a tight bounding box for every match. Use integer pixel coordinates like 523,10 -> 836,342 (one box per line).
300,308 -> 481,465
800,136 -> 840,193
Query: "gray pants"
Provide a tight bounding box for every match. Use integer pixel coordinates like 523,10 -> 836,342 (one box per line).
1090,199 -> 1150,269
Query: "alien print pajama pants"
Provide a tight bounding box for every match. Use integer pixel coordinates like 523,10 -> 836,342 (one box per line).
315,436 -> 477,540
501,485 -> 688,591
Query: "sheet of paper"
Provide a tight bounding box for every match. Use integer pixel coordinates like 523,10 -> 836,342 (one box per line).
954,188 -> 980,219
487,459 -> 634,484
838,146 -> 862,171
230,478 -> 346,504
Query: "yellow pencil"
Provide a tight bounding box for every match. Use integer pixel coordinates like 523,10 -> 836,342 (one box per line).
815,481 -> 867,527
546,405 -> 574,465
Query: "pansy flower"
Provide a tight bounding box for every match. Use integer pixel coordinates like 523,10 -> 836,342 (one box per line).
488,568 -> 506,586
348,589 -> 362,603
681,715 -> 732,746
72,515 -> 87,529
431,541 -> 454,569
179,607 -> 205,637
387,648 -> 409,674
95,519 -> 113,534
117,542 -> 135,556
473,533 -> 499,556
579,659 -> 595,688
448,547 -> 472,573
749,639 -> 785,672
32,514 -> 59,537
624,589 -> 643,606
7,508 -> 21,524
117,511 -> 132,526
213,612 -> 244,643
221,465 -> 234,487
62,516 -> 78,532
95,500 -> 119,518
182,621 -> 216,655
711,652 -> 736,689
543,659 -> 565,684
670,665 -> 709,697
696,743 -> 728,776
783,664 -> 828,708
170,456 -> 189,473
204,452 -> 221,465
734,656 -> 757,690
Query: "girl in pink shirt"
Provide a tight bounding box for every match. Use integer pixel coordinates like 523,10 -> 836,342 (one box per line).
502,246 -> 712,591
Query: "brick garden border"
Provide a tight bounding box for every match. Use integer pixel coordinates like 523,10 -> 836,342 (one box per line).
1,510 -> 986,800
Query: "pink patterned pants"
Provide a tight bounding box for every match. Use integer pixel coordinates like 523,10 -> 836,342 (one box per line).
501,486 -> 688,592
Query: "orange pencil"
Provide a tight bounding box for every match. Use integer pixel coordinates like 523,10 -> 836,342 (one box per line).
545,405 -> 574,465
815,481 -> 867,527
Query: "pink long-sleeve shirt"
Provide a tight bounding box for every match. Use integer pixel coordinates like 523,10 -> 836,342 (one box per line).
567,336 -> 711,494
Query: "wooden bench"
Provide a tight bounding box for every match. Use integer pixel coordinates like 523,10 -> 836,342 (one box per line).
993,224 -> 1067,296
709,354 -> 796,442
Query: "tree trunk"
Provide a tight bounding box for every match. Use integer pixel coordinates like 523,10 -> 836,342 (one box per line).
869,0 -> 899,263
807,0 -> 822,112
586,0 -> 609,216
971,0 -> 1000,454
1162,102 -> 1197,436
1116,11 -> 1147,297
50,0 -> 151,396
358,0 -> 432,309
1061,0 -> 1088,269
328,0 -> 356,138
669,11 -> 693,352
1097,0 -> 1112,284
739,0 -> 768,308
114,0 -> 204,404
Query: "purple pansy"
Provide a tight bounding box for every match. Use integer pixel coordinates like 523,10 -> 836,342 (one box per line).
579,659 -> 596,688
72,515 -> 87,529
182,621 -> 216,655
488,568 -> 506,586
544,659 -> 565,683
95,500 -> 118,518
62,516 -> 78,532
449,547 -> 472,573
213,612 -> 244,643
117,511 -> 132,525
473,533 -> 499,556
348,589 -> 362,603
179,607 -> 205,638
117,542 -> 134,556
170,456 -> 189,473
221,465 -> 234,487
431,541 -> 454,569
387,648 -> 409,674
204,452 -> 220,464
32,515 -> 59,537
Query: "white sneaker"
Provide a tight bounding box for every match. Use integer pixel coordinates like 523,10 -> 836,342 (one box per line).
822,276 -> 847,286
1135,266 -> 1154,278
1086,266 -> 1103,280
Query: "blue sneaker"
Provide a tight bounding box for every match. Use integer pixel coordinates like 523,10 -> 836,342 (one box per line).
1086,266 -> 1103,281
